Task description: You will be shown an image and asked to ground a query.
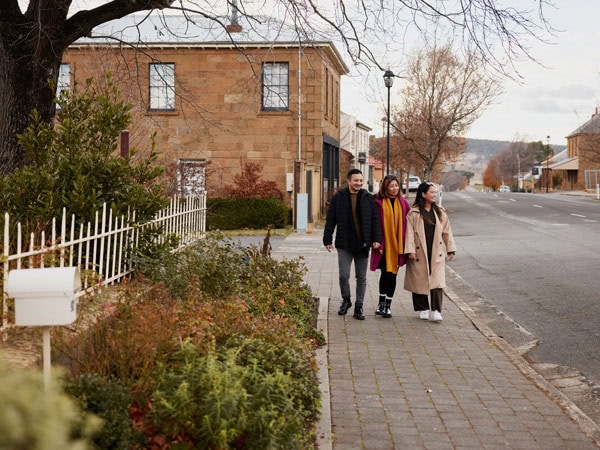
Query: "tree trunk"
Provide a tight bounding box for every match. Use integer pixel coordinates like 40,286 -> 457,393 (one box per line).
0,19 -> 62,175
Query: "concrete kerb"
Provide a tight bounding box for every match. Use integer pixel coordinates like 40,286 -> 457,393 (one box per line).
444,266 -> 600,447
315,296 -> 333,450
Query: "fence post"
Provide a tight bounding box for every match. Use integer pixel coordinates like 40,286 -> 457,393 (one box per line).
1,195 -> 207,335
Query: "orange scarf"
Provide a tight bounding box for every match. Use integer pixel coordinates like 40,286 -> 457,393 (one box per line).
382,198 -> 404,274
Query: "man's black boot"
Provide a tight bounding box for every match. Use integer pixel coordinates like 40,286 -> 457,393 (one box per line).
375,295 -> 386,316
338,296 -> 352,315
353,303 -> 365,320
382,299 -> 392,318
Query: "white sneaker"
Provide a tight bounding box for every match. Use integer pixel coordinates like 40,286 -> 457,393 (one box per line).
419,310 -> 429,320
431,310 -> 443,322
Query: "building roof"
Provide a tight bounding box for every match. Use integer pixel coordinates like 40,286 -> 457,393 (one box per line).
72,13 -> 349,74
356,121 -> 372,132
369,155 -> 382,169
566,110 -> 600,138
549,156 -> 579,171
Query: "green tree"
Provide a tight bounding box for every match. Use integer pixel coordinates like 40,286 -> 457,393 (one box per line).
0,76 -> 168,236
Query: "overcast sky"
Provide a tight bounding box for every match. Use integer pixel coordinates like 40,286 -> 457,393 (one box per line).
343,0 -> 600,146
20,1 -> 599,146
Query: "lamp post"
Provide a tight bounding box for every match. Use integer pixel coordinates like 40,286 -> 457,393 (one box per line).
546,135 -> 550,193
383,70 -> 395,175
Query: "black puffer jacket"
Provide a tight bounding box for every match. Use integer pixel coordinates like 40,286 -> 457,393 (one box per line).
323,188 -> 382,254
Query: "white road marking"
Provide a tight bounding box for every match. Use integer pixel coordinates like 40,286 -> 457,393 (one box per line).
533,204 -> 543,208
571,213 -> 586,218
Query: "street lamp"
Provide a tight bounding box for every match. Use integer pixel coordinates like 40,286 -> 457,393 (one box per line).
546,135 -> 550,193
383,70 -> 395,175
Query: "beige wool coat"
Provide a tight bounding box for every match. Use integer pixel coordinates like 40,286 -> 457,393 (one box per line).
403,205 -> 457,295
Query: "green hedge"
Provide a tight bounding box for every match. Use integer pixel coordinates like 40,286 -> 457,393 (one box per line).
207,197 -> 289,230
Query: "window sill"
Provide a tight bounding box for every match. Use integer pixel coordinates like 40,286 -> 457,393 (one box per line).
258,110 -> 292,117
146,110 -> 178,116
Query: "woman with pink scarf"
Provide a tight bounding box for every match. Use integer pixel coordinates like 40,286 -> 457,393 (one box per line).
369,175 -> 410,318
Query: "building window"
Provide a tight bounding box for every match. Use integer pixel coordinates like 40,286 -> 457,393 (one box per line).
177,158 -> 206,196
324,68 -> 329,119
56,63 -> 70,108
334,80 -> 339,125
149,63 -> 175,111
262,62 -> 289,111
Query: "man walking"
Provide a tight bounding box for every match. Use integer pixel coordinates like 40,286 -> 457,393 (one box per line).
323,169 -> 382,320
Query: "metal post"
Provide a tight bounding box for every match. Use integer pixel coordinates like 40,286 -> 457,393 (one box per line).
120,130 -> 129,158
546,135 -> 550,193
386,86 -> 391,175
383,70 -> 395,176
43,327 -> 51,389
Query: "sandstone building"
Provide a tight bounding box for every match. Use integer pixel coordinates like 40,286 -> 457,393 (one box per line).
61,13 -> 349,223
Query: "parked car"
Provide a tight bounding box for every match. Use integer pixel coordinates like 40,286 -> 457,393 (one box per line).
403,176 -> 421,192
498,185 -> 511,193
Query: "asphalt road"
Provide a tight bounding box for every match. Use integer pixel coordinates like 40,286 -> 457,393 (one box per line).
442,190 -> 600,385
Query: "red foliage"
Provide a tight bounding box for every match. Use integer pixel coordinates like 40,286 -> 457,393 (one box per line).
225,161 -> 283,200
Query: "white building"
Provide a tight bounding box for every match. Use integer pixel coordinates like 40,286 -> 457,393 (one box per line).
341,112 -> 373,190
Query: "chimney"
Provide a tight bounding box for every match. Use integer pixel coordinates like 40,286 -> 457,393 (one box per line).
226,0 -> 242,33
594,107 -> 599,118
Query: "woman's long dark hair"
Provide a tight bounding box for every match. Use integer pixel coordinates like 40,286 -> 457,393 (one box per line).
377,175 -> 401,199
413,182 -> 442,224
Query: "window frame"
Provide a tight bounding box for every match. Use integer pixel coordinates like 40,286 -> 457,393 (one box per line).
56,63 -> 71,109
261,62 -> 289,111
149,62 -> 176,111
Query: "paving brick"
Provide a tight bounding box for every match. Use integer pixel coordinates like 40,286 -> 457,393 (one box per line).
271,232 -> 600,450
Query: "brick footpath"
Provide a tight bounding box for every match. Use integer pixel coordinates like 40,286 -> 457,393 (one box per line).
272,231 -> 600,450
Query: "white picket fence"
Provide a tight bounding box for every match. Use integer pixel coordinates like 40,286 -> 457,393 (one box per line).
1,194 -> 207,333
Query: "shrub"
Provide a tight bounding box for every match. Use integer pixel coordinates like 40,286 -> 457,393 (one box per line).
54,236 -> 322,448
0,75 -> 168,239
224,161 -> 283,200
150,342 -> 312,450
0,358 -> 98,450
64,374 -> 139,450
236,337 -> 320,424
207,197 -> 289,230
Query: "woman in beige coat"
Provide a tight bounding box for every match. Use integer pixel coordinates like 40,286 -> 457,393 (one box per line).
404,182 -> 456,322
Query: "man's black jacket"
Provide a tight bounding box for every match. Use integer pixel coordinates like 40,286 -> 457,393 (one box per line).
323,188 -> 382,253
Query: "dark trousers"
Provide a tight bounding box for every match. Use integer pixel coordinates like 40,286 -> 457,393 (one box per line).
378,271 -> 397,298
412,288 -> 444,312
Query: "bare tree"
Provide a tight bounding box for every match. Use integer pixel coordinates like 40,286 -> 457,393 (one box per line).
577,134 -> 600,166
1,1 -> 551,174
392,42 -> 502,181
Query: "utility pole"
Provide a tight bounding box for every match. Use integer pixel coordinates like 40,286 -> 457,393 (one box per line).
546,135 -> 550,193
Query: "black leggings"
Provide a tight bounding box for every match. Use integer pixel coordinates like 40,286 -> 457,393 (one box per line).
379,271 -> 397,298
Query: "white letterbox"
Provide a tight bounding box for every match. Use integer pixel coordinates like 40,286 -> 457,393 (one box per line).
6,267 -> 81,326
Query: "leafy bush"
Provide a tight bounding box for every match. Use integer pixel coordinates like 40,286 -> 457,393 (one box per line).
134,235 -> 323,344
207,197 -> 289,230
236,337 -> 320,424
155,232 -> 251,300
150,342 -> 311,450
0,75 -> 168,238
224,161 -> 283,200
54,236 -> 322,448
64,374 -> 139,450
0,359 -> 98,450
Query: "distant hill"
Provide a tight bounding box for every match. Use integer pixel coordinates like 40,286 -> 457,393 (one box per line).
446,138 -> 566,184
